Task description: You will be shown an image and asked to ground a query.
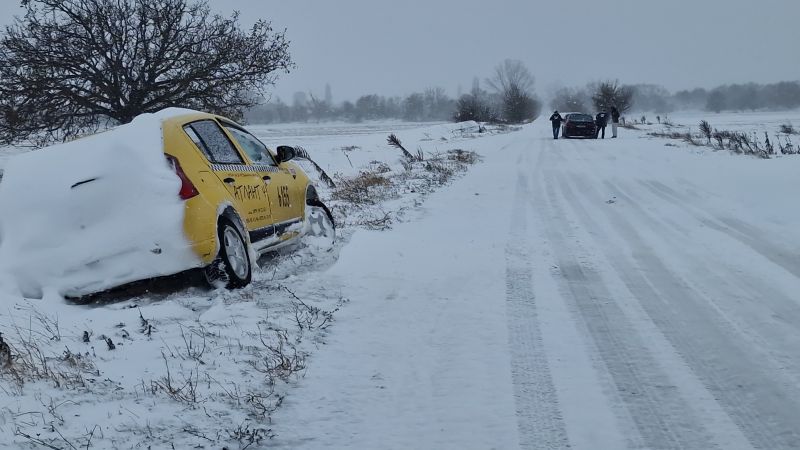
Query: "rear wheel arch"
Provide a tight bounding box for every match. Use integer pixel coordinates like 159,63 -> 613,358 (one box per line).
219,206 -> 248,240
206,208 -> 253,289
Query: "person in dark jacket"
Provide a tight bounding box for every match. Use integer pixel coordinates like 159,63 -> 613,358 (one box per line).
610,106 -> 620,138
595,111 -> 608,139
549,111 -> 564,139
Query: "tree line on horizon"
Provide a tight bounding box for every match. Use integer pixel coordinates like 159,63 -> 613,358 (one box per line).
551,81 -> 800,115
247,59 -> 543,126
249,78 -> 800,126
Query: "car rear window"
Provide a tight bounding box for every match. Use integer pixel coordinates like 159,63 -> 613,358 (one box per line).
184,120 -> 244,164
570,114 -> 594,122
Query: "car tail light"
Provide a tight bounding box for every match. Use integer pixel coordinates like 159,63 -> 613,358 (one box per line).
165,154 -> 199,200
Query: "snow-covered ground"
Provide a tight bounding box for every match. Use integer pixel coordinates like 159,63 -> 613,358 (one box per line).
2,111 -> 800,449
0,119 -> 502,449
265,113 -> 800,450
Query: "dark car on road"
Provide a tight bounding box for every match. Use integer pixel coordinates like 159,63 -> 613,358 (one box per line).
561,113 -> 598,138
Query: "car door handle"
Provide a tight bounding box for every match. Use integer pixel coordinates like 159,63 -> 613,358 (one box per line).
223,177 -> 235,184
262,175 -> 271,182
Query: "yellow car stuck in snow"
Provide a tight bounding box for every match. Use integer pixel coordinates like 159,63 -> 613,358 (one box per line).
163,110 -> 334,287
0,108 -> 334,297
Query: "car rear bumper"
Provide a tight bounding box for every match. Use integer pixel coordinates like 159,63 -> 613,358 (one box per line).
563,127 -> 597,137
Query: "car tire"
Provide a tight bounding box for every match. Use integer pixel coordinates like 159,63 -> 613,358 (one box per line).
206,218 -> 252,289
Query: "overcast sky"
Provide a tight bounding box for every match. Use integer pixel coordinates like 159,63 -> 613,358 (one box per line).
2,0 -> 798,103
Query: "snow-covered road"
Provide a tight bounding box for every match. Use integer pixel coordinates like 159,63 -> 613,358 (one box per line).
272,123 -> 800,449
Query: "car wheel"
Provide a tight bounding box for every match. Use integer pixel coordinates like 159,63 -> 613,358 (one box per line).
206,218 -> 252,289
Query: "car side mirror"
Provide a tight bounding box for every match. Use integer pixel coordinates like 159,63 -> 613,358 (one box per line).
276,145 -> 296,163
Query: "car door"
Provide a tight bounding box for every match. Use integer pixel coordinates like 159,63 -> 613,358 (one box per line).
220,123 -> 304,235
182,120 -> 273,236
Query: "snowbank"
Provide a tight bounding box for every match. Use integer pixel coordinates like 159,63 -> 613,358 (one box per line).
0,109 -> 200,297
419,120 -> 482,140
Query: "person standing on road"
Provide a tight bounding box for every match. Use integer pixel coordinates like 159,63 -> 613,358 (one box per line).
611,106 -> 620,138
549,111 -> 564,139
595,110 -> 608,139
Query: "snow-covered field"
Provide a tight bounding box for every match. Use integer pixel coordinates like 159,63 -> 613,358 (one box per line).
2,110 -> 800,449
0,119 -> 502,449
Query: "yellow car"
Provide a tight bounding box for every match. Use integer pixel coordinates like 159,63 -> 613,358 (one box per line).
164,110 -> 335,288
0,108 -> 334,297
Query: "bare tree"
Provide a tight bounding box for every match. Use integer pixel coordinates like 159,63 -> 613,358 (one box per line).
486,59 -> 535,94
485,60 -> 540,123
454,78 -> 498,123
0,0 -> 294,145
590,80 -> 634,113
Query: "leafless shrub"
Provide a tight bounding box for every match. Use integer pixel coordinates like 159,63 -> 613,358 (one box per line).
179,325 -> 207,365
281,286 -> 339,333
205,372 -> 286,422
764,132 -> 774,155
332,170 -> 391,205
780,123 -> 795,134
712,130 -> 725,148
14,425 -> 92,450
248,327 -> 306,383
355,210 -> 393,230
777,135 -> 797,154
1,320 -> 97,390
387,133 -> 415,161
682,133 -> 701,146
424,160 -> 456,182
0,333 -> 11,369
228,423 -> 275,449
368,160 -> 391,174
445,149 -> 480,165
149,351 -> 201,404
699,120 -> 712,143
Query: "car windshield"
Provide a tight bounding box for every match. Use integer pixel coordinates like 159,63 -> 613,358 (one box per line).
223,124 -> 277,166
570,114 -> 594,122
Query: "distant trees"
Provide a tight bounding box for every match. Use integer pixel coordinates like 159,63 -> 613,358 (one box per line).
702,82 -> 800,112
673,88 -> 709,110
246,77 -> 800,125
453,80 -> 497,122
452,60 -> 541,124
549,87 -> 589,113
628,84 -> 673,113
590,80 -> 634,113
0,0 -> 293,144
245,86 -> 457,124
502,84 -> 540,123
402,93 -> 425,122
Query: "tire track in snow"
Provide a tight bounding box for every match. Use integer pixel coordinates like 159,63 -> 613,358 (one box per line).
505,152 -> 570,450
564,173 -> 800,449
640,179 -> 800,280
531,167 -> 716,450
605,177 -> 800,405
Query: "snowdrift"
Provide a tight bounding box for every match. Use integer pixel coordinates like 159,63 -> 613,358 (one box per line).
0,109 -> 199,297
